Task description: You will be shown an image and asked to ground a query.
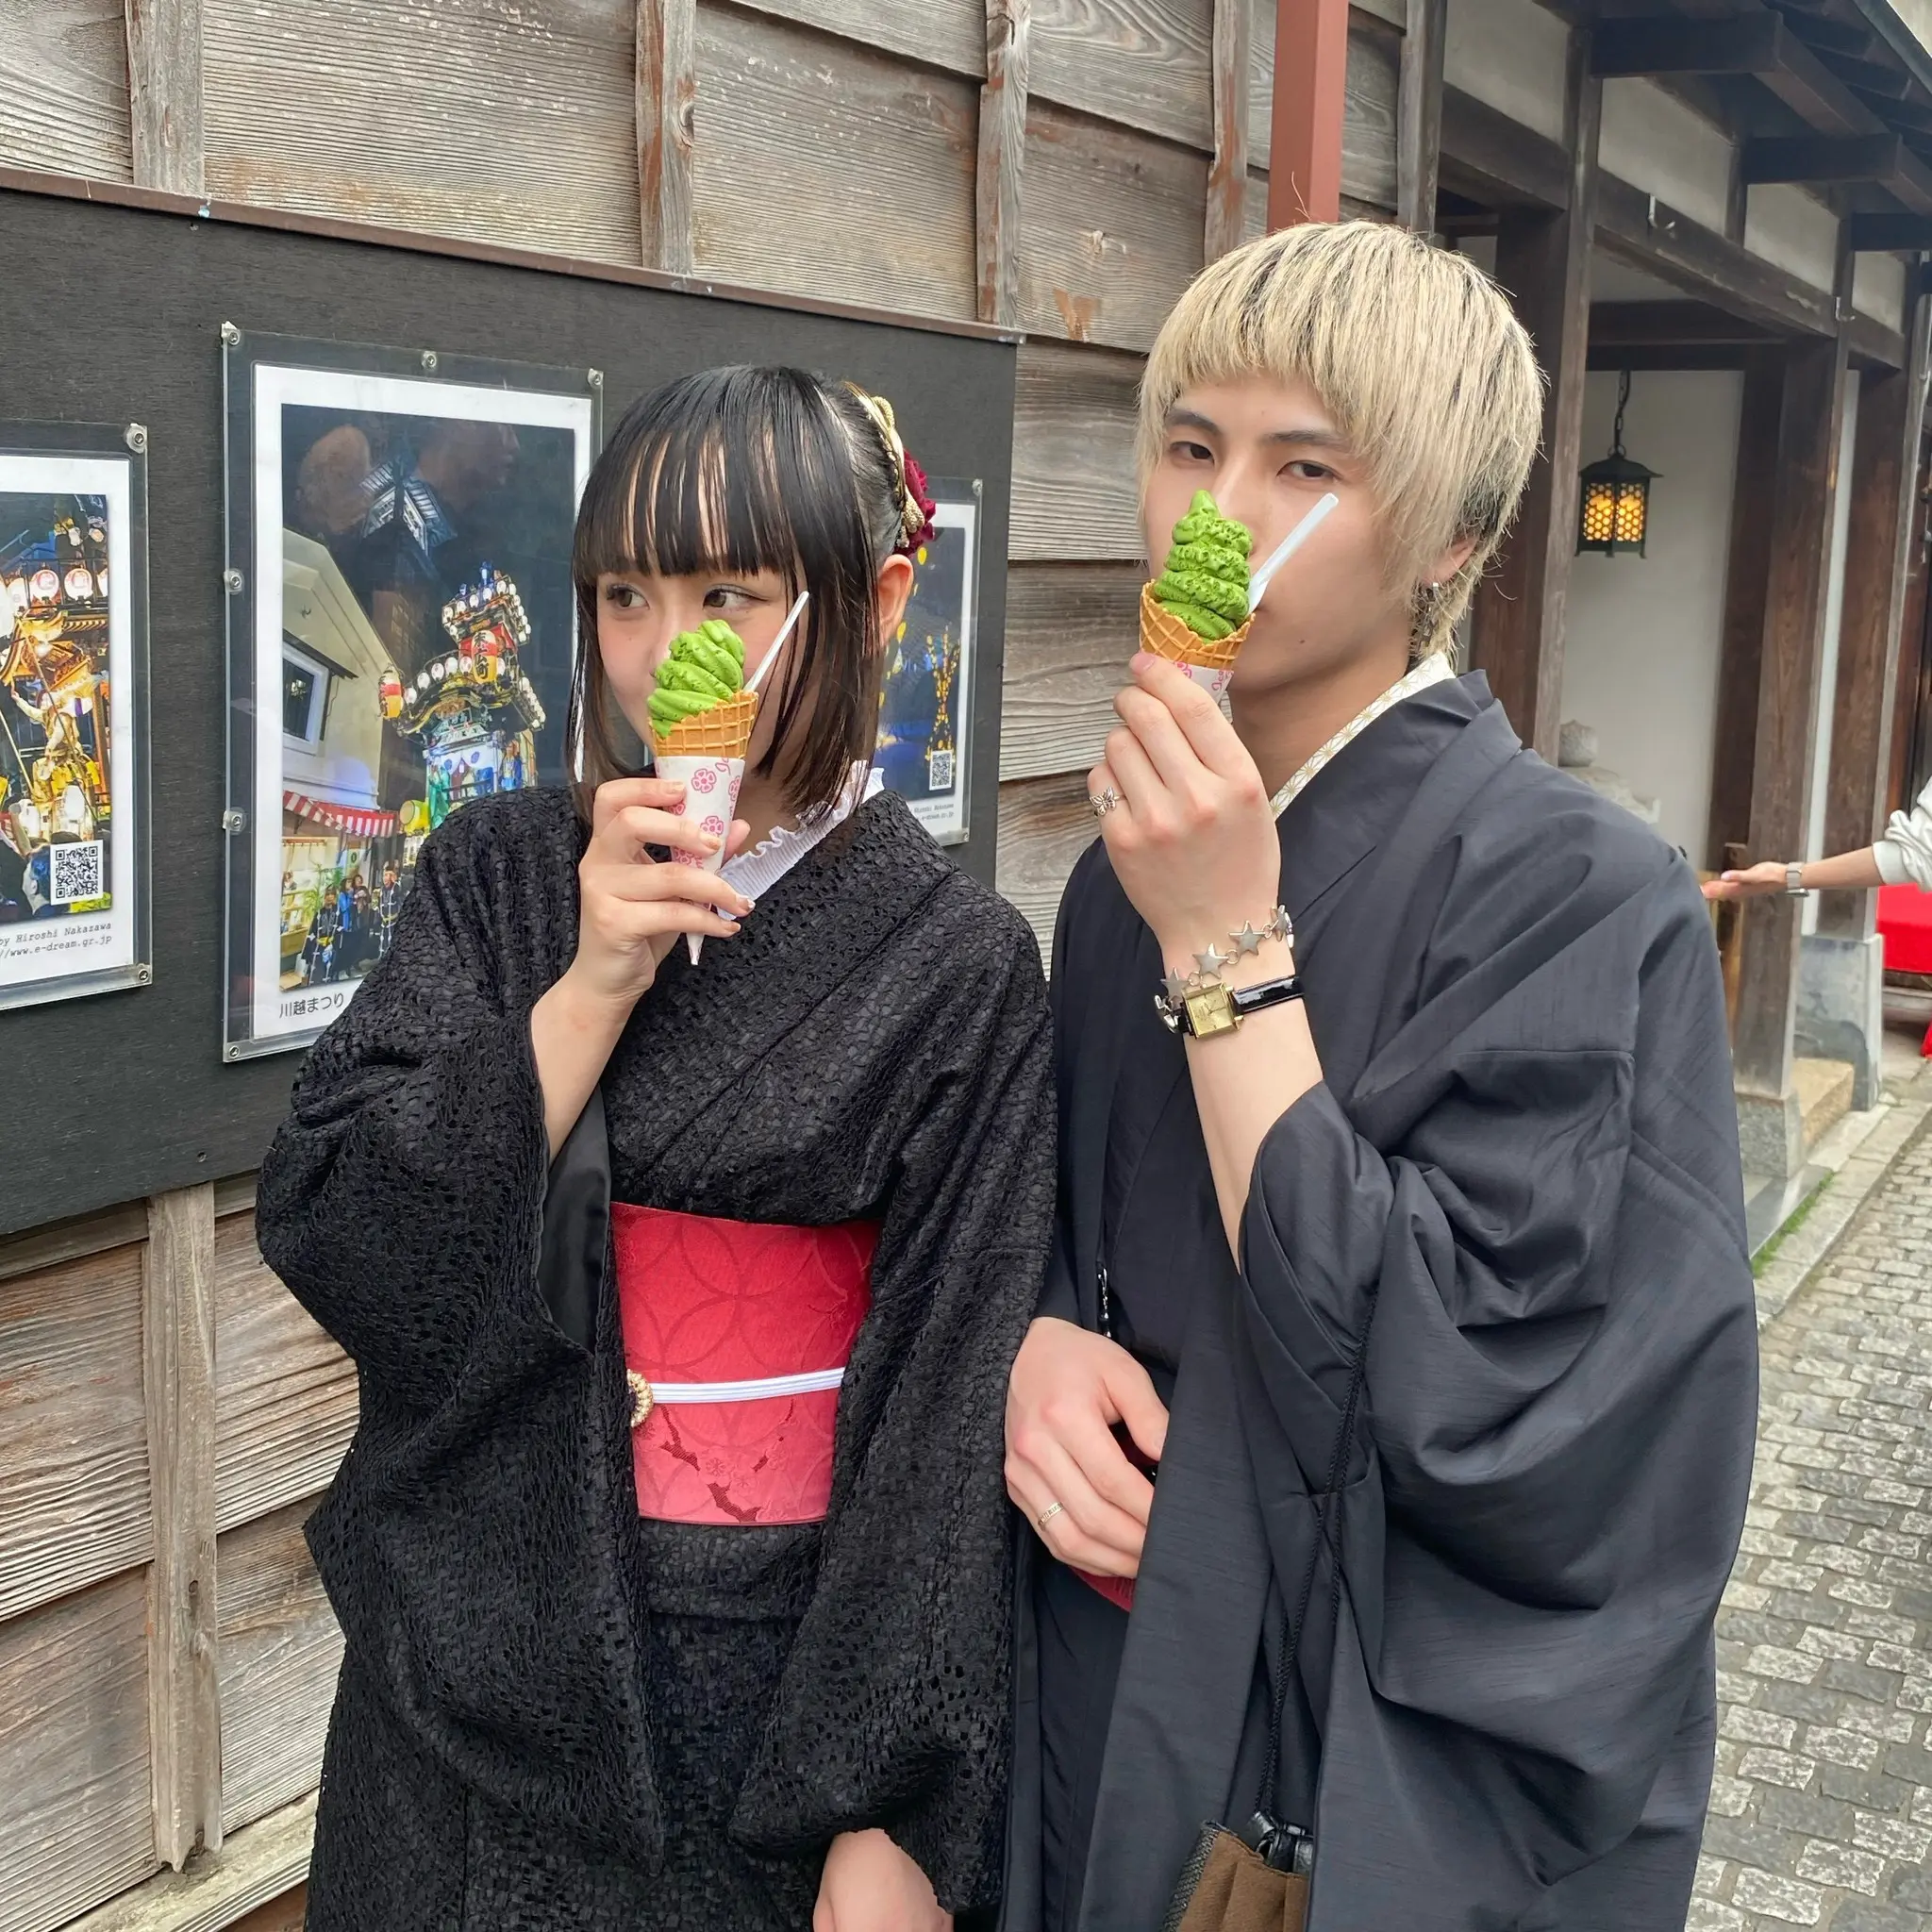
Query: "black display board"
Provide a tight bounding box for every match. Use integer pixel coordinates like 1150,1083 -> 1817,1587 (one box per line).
0,181 -> 1017,1234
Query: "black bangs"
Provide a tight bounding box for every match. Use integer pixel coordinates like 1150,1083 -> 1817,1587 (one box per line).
571,366 -> 856,594
569,366 -> 904,824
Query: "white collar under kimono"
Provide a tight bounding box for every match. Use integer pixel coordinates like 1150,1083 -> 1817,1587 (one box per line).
721,761 -> 885,899
1270,654 -> 1456,818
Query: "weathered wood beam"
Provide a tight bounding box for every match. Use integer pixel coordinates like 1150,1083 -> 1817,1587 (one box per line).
1816,46 -> 1912,99
1397,0 -> 1446,234
1887,481 -> 1930,820
1586,342 -> 1753,371
1846,211 -> 1932,249
1741,134 -> 1932,215
1590,13 -> 1885,140
976,0 -> 1029,325
143,1183 -> 223,1867
1595,175 -> 1839,336
1731,326 -> 1851,1128
1205,0 -> 1250,262
1819,288 -> 1932,937
1707,347 -> 1786,873
1440,84 -> 1570,210
1591,14 -> 1786,79
1469,27 -> 1600,763
1590,298 -> 1774,347
1267,0 -> 1349,226
124,0 -> 204,196
637,0 -> 696,275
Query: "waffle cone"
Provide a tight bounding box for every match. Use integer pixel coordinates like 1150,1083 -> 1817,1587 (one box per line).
652,687 -> 759,759
1139,581 -> 1251,672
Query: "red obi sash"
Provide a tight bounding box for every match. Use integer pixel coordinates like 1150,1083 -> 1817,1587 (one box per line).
612,1205 -> 876,1526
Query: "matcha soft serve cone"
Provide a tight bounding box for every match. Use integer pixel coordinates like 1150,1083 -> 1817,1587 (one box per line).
650,618 -> 757,963
1140,489 -> 1254,699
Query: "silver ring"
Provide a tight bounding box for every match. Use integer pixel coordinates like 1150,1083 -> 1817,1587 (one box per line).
1089,788 -> 1120,819
1036,1501 -> 1065,1533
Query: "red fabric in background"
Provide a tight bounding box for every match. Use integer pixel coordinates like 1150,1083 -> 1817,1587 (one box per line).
1878,884 -> 1932,974
1876,885 -> 1932,1057
613,1205 -> 876,1525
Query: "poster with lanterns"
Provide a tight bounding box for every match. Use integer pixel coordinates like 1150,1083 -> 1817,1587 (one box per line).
0,428 -> 149,1011
874,480 -> 978,844
224,336 -> 594,1055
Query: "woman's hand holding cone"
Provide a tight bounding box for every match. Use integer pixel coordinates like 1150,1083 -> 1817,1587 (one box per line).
569,776 -> 753,1007
531,776 -> 754,1157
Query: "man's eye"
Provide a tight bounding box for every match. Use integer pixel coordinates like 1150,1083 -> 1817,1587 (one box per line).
1170,441 -> 1213,463
1286,460 -> 1336,483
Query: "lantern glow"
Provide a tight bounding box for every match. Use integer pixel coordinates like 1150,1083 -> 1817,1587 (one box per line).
1577,370 -> 1657,558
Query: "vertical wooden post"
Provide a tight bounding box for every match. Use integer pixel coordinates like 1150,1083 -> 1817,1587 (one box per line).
638,0 -> 696,275
976,0 -> 1030,326
144,1182 -> 222,1866
1731,326 -> 1851,1150
1468,27 -> 1600,762
1267,0 -> 1349,228
1707,346 -> 1786,871
125,0 -> 204,196
1818,286 -> 1932,938
1396,0 -> 1445,236
1205,0 -> 1252,262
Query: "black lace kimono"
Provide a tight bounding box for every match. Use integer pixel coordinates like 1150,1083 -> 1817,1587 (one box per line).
257,786 -> 1054,1930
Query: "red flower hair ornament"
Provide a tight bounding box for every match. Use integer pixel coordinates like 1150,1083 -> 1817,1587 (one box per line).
847,385 -> 939,555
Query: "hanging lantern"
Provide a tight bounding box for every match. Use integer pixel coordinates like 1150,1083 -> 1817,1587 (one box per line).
63,566 -> 93,602
28,568 -> 59,604
1577,369 -> 1657,557
378,667 -> 404,720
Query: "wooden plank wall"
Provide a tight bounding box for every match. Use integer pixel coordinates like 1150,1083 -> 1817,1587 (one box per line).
0,1197 -> 353,1932
0,8 -> 1400,1920
0,0 -> 1397,968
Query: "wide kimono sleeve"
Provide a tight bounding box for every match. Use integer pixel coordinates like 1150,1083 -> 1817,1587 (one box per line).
256,796 -> 561,1410
255,798 -> 663,1869
1234,826 -> 1758,1926
733,908 -> 1058,1913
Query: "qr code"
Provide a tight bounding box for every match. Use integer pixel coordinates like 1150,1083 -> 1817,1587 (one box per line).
49,840 -> 106,906
926,750 -> 956,791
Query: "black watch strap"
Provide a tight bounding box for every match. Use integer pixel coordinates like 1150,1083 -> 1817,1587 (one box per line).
1229,973 -> 1304,1022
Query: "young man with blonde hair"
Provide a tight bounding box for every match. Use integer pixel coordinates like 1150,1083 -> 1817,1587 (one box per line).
1001,222 -> 1757,1932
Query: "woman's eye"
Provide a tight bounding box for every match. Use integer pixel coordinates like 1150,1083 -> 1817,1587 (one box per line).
604,583 -> 645,610
703,585 -> 756,610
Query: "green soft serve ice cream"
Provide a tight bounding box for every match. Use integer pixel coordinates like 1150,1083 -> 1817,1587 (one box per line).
648,619 -> 746,737
1150,491 -> 1254,641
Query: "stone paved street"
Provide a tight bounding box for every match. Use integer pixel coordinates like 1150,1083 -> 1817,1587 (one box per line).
1692,1093 -> 1932,1932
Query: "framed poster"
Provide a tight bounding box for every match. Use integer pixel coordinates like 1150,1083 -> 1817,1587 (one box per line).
875,477 -> 979,844
0,423 -> 150,1011
223,331 -> 597,1058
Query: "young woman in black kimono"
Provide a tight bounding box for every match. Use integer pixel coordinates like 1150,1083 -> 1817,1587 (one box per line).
257,366 -> 1055,1932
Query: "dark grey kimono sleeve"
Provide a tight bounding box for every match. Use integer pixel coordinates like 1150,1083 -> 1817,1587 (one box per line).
1235,854 -> 1758,1925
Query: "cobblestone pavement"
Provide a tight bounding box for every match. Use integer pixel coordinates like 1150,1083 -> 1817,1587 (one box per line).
1693,1108 -> 1932,1932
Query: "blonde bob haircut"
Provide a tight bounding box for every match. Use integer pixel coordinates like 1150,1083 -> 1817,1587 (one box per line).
1139,221 -> 1544,661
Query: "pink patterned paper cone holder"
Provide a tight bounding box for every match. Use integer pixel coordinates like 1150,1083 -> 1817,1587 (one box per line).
653,752 -> 744,965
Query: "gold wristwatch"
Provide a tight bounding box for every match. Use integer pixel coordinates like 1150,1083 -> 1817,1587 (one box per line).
1155,972 -> 1305,1039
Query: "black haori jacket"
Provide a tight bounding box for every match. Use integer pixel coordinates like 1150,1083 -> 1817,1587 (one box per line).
1002,675 -> 1759,1932
257,786 -> 1055,1928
